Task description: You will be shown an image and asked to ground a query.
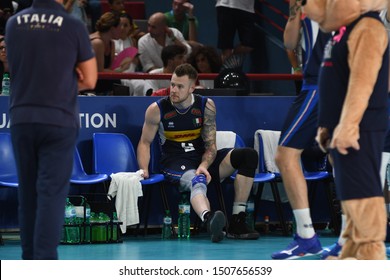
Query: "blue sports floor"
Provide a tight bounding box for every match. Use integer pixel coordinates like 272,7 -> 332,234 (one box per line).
1,229 -> 389,260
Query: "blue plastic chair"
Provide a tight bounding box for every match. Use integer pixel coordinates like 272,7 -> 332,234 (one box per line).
92,132 -> 166,235
0,133 -> 18,188
257,130 -> 334,235
70,147 -> 108,185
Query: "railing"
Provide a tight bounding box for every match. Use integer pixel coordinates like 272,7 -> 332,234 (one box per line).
98,73 -> 302,81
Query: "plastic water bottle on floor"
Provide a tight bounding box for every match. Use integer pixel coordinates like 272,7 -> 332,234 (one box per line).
178,192 -> 191,239
64,198 -> 80,243
1,73 -> 10,96
162,210 -> 172,239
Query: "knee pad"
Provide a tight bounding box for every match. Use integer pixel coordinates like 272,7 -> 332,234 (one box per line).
230,148 -> 258,178
190,174 -> 208,200
180,169 -> 196,192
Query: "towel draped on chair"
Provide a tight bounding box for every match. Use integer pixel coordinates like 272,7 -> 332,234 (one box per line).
108,170 -> 144,233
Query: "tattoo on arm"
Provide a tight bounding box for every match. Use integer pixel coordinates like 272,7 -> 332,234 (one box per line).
201,100 -> 217,168
289,0 -> 302,21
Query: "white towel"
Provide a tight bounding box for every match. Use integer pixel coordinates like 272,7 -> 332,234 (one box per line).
254,129 -> 281,173
253,129 -> 289,203
108,170 -> 144,233
216,131 -> 237,149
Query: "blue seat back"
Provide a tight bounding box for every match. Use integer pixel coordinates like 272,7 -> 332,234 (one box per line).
93,133 -> 139,175
257,133 -> 268,173
72,147 -> 87,177
0,133 -> 17,176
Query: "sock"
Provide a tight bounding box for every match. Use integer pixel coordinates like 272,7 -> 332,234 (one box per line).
293,208 -> 315,239
232,202 -> 246,215
201,210 -> 210,222
337,214 -> 347,246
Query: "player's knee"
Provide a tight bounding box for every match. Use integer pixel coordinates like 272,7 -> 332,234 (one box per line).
190,174 -> 208,200
230,148 -> 258,178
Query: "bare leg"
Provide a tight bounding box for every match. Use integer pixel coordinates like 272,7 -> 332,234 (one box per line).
275,145 -> 308,209
190,194 -> 210,219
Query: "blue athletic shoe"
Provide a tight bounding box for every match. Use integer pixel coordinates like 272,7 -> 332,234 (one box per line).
271,234 -> 323,260
321,242 -> 342,259
386,246 -> 390,257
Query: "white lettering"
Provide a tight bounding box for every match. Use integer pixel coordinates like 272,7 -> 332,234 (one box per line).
0,113 -> 10,128
16,14 -> 63,27
0,113 -> 117,129
79,113 -> 117,129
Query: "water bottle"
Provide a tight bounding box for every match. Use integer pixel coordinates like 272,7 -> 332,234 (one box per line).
112,212 -> 119,241
161,210 -> 172,239
245,196 -> 255,231
90,212 -> 98,242
83,200 -> 91,242
178,192 -> 191,239
64,198 -> 80,243
97,212 -> 109,242
1,73 -> 10,96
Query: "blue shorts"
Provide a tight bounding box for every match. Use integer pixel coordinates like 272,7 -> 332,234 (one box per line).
330,130 -> 385,200
216,6 -> 255,49
161,148 -> 232,185
279,85 -> 319,149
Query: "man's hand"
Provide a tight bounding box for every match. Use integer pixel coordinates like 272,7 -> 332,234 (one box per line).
183,2 -> 194,17
315,127 -> 330,153
329,123 -> 360,155
196,166 -> 211,184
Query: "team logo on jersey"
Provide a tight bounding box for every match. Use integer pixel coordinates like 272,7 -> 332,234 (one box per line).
164,110 -> 177,120
164,128 -> 201,142
191,108 -> 202,116
193,117 -> 202,127
167,121 -> 174,128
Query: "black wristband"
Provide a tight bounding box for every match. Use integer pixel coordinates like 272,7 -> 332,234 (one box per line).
188,17 -> 195,21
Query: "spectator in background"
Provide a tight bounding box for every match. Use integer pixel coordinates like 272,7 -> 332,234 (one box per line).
0,0 -> 14,35
164,0 -> 201,49
215,0 -> 256,62
108,0 -> 144,43
0,36 -> 8,94
187,45 -> 222,89
144,44 -> 187,95
114,12 -> 144,96
90,12 -> 123,95
64,0 -> 88,29
138,12 -> 191,73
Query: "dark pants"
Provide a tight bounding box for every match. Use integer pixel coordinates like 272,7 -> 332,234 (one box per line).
11,124 -> 78,260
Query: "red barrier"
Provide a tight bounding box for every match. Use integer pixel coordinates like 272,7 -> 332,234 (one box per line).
98,72 -> 303,81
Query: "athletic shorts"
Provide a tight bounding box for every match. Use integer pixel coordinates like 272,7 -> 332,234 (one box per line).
161,148 -> 232,185
278,84 -> 319,149
216,6 -> 255,50
330,130 -> 385,200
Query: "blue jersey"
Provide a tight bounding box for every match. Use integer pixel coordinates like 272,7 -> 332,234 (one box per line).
6,0 -> 94,128
301,18 -> 332,86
